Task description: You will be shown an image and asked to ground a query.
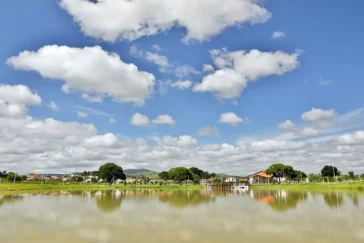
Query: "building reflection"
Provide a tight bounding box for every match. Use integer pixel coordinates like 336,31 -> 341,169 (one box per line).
250,190 -> 308,212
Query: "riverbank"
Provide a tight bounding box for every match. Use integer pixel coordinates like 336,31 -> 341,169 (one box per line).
251,182 -> 364,191
0,183 -> 202,195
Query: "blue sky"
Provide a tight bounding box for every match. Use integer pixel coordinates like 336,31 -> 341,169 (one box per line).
1,0 -> 364,175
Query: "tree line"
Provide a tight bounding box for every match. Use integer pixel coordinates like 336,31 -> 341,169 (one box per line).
158,167 -> 216,183
265,163 -> 363,183
2,162 -> 363,185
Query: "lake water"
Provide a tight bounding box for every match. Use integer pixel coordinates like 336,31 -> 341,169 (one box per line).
1,189 -> 364,243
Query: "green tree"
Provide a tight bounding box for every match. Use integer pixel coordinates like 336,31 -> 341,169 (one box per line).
294,170 -> 307,181
158,171 -> 170,180
6,172 -> 23,182
0,171 -> 7,178
168,167 -> 192,183
99,163 -> 126,185
265,163 -> 285,183
188,167 -> 211,183
308,173 -> 323,183
348,171 -> 355,179
321,165 -> 340,177
283,166 -> 296,180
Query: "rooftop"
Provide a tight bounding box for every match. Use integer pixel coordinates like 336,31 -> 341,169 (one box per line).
249,171 -> 273,179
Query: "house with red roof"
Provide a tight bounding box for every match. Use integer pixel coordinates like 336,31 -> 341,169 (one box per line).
26,173 -> 39,181
248,171 -> 273,185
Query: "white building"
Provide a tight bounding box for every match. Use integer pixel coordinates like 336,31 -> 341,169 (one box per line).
224,177 -> 237,183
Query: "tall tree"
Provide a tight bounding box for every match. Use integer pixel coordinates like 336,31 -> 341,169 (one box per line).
265,163 -> 285,183
283,166 -> 296,180
348,171 -> 355,179
158,171 -> 170,180
6,172 -> 23,182
168,167 -> 192,183
0,171 -> 7,178
308,173 -> 323,183
294,170 -> 307,181
189,167 -> 205,183
321,165 -> 340,177
99,163 -> 126,185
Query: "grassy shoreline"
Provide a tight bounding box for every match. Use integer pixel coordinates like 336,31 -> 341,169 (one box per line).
0,183 -> 202,195
251,182 -> 364,192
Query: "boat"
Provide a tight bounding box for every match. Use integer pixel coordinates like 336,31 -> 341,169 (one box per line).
231,184 -> 249,190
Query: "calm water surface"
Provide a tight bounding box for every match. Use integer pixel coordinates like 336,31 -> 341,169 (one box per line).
1,189 -> 364,243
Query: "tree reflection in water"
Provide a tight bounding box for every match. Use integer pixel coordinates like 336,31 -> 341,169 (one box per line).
250,190 -> 308,212
0,194 -> 23,207
158,190 -> 215,208
94,190 -> 123,212
323,192 -> 344,208
347,192 -> 359,207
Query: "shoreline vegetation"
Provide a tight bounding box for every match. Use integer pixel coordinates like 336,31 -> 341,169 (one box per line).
1,181 -> 364,195
251,182 -> 364,192
2,163 -> 364,195
0,183 -> 203,195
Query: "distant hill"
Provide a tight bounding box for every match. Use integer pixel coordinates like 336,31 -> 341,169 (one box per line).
39,173 -> 69,177
216,173 -> 243,179
123,169 -> 154,174
124,169 -> 159,179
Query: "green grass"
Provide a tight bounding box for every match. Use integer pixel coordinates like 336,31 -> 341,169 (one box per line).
0,183 -> 202,195
251,181 -> 364,192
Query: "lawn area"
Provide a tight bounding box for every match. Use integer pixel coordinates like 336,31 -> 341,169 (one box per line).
0,183 -> 202,195
251,181 -> 364,192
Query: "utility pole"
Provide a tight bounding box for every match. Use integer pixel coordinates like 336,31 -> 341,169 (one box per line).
13,172 -> 16,184
332,167 -> 336,182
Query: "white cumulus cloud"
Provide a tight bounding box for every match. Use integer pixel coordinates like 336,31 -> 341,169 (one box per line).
0,84 -> 41,118
277,120 -> 296,130
0,84 -> 41,105
7,45 -> 155,106
203,64 -> 214,72
196,126 -> 221,136
218,112 -> 246,126
77,111 -> 88,118
0,101 -> 27,118
193,48 -> 300,99
108,117 -> 116,124
301,108 -> 336,122
47,101 -> 59,111
151,45 -> 162,52
271,31 -> 285,39
130,113 -> 150,127
151,114 -> 176,125
337,131 -> 364,145
162,135 -> 197,147
60,0 -> 271,43
170,80 -> 193,90
84,133 -> 118,147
